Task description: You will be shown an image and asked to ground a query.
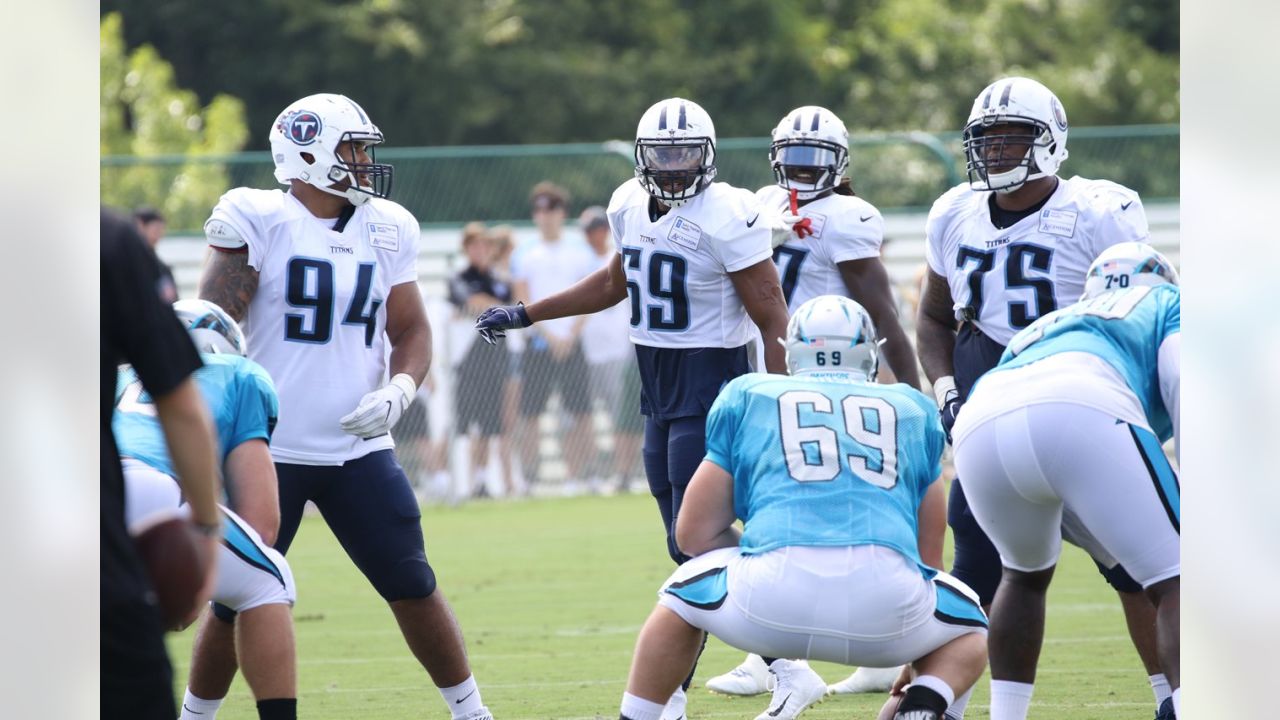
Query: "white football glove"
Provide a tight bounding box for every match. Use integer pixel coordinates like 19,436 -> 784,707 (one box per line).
339,374 -> 417,439
770,212 -> 813,248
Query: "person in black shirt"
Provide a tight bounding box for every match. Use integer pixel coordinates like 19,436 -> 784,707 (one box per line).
448,223 -> 513,498
101,209 -> 222,719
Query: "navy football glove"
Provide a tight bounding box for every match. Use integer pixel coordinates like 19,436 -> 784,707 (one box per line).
939,395 -> 963,445
933,376 -> 963,445
475,303 -> 532,345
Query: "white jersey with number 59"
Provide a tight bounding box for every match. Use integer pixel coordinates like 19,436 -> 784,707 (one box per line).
925,176 -> 1149,346
204,187 -> 420,465
607,179 -> 772,349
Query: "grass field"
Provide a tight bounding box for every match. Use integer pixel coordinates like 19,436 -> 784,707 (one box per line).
168,491 -> 1156,719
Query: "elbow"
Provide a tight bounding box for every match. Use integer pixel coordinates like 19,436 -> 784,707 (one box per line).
674,519 -> 703,558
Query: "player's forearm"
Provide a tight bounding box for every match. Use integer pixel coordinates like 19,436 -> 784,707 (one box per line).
525,266 -> 626,323
388,320 -> 431,386
155,379 -> 222,528
879,322 -> 922,390
762,325 -> 788,374
915,310 -> 957,385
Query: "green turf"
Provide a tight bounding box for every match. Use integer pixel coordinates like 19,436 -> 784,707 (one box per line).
168,491 -> 1155,719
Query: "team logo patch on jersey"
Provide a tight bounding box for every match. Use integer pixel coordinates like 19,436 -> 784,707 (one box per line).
1038,208 -> 1077,238
669,217 -> 702,251
367,222 -> 400,251
803,211 -> 828,239
285,110 -> 323,146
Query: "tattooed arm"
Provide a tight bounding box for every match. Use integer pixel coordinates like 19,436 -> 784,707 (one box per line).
197,249 -> 259,322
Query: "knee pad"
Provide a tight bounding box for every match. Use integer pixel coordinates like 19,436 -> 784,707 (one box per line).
373,558 -> 438,602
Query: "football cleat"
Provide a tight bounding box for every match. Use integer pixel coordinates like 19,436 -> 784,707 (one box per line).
457,707 -> 494,720
753,660 -> 827,720
1154,696 -> 1175,720
705,654 -> 774,696
827,665 -> 902,694
661,686 -> 687,720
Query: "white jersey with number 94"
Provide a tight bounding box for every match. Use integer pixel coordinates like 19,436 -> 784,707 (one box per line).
204,187 -> 420,465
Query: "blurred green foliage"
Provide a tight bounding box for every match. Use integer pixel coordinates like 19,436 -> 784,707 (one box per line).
100,13 -> 250,228
105,0 -> 1177,149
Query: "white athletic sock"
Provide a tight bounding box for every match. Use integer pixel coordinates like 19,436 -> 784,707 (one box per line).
474,466 -> 490,493
439,675 -> 484,719
989,680 -> 1035,720
1172,687 -> 1180,718
911,674 -> 956,707
1149,673 -> 1172,706
179,688 -> 223,719
945,686 -> 974,719
619,692 -> 665,720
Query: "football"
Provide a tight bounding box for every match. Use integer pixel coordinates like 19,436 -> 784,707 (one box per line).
134,515 -> 211,629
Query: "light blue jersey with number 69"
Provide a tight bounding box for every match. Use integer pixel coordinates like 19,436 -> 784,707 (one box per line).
997,284 -> 1179,442
704,372 -> 945,571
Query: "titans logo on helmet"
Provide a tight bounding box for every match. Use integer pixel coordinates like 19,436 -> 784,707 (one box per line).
285,110 -> 323,145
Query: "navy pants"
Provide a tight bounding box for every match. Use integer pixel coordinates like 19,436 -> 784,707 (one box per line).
643,414 -> 709,565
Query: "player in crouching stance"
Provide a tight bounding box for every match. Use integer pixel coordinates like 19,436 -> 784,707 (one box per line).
616,296 -> 987,720
951,243 -> 1181,720
115,300 -> 298,720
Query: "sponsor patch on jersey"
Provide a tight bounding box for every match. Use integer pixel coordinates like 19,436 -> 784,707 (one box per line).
804,211 -> 828,239
669,217 -> 702,251
367,222 -> 400,251
1038,208 -> 1077,238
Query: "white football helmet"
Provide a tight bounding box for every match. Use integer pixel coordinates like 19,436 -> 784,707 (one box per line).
1082,242 -> 1179,300
269,93 -> 393,205
634,98 -> 717,207
963,77 -> 1069,194
784,295 -> 879,379
173,299 -> 247,356
769,106 -> 850,200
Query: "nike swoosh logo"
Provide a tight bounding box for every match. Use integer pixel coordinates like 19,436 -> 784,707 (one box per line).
767,693 -> 792,717
746,213 -> 760,227
455,690 -> 476,704
1121,201 -> 1133,210
182,705 -> 205,716
860,214 -> 873,222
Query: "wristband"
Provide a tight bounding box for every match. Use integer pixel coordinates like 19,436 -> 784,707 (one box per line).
933,375 -> 958,408
389,373 -> 418,403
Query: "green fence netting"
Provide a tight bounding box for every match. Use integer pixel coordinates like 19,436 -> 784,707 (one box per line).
102,125 -> 1177,233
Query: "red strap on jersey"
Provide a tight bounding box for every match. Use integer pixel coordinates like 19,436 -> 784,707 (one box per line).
789,189 -> 814,239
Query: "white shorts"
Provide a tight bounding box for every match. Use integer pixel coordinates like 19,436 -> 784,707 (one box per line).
122,458 -> 297,613
951,402 -> 1180,588
657,545 -> 986,668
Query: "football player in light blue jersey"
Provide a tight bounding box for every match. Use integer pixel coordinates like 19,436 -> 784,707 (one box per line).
952,242 -> 1181,720
115,300 -> 300,720
615,296 -> 988,720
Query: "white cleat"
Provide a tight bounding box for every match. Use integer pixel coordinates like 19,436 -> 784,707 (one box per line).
754,660 -> 827,720
458,708 -> 495,720
705,653 -> 775,696
826,665 -> 902,694
661,686 -> 687,720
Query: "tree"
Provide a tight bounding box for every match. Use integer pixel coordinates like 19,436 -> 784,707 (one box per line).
101,12 -> 250,229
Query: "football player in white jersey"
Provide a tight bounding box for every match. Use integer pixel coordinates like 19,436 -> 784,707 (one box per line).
915,77 -> 1172,718
952,244 -> 1181,720
477,97 -> 790,719
708,105 -> 926,704
189,93 -> 494,720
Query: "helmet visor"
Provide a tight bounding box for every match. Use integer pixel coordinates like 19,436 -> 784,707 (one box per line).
640,143 -> 707,171
774,143 -> 840,169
